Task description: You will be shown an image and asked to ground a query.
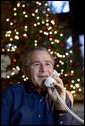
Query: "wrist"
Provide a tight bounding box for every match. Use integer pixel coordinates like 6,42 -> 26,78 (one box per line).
56,110 -> 67,115
55,101 -> 66,111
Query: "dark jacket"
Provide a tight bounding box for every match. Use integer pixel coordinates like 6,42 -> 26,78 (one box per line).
1,80 -> 74,125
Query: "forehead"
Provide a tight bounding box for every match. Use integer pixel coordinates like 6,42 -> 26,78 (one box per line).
30,50 -> 52,61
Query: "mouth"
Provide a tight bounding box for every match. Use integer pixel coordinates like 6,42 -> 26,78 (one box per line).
38,75 -> 48,80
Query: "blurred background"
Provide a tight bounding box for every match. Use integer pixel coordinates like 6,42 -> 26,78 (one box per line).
1,1 -> 84,125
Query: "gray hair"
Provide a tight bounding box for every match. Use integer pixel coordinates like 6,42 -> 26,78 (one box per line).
23,46 -> 54,67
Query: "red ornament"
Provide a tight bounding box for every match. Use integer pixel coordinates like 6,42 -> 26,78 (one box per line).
69,63 -> 72,66
1,85 -> 6,89
29,35 -> 31,39
75,47 -> 79,50
38,36 -> 41,40
49,35 -> 53,38
48,45 -> 52,48
75,63 -> 79,67
13,58 -> 16,62
79,44 -> 83,47
54,18 -> 59,21
61,43 -> 66,47
19,36 -> 23,39
54,61 -> 58,64
26,36 -> 28,39
20,54 -> 23,58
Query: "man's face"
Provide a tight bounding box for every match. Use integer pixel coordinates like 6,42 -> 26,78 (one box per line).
26,51 -> 54,89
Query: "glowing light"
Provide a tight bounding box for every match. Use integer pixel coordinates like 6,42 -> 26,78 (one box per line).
77,78 -> 80,82
36,16 -> 40,20
2,48 -> 5,52
48,49 -> 51,52
25,15 -> 28,18
51,41 -> 54,44
10,38 -> 13,41
34,40 -> 37,43
46,23 -> 49,26
75,83 -> 79,88
22,75 -> 25,78
71,90 -> 75,94
46,19 -> 49,22
56,64 -> 59,67
79,88 -> 81,92
60,33 -> 63,36
70,85 -> 73,88
66,52 -> 69,56
15,35 -> 19,40
11,72 -> 15,76
71,80 -> 74,83
70,60 -> 72,63
73,86 -> 76,89
10,22 -> 13,25
54,39 -> 59,43
34,43 -> 37,46
17,3 -> 20,7
51,20 -> 55,25
50,51 -> 53,54
7,75 -> 10,78
22,4 -> 25,7
23,11 -> 26,14
45,3 -> 48,6
47,8 -> 50,11
14,13 -> 17,16
13,8 -> 17,11
32,13 -> 35,17
42,21 -> 45,24
69,50 -> 73,53
48,26 -> 52,30
71,70 -> 74,73
49,31 -> 52,34
37,22 -> 40,25
23,33 -> 27,37
39,30 -> 43,33
61,69 -> 64,72
16,66 -> 20,71
35,9 -> 38,13
16,32 -> 19,35
54,31 -> 58,34
6,18 -> 10,22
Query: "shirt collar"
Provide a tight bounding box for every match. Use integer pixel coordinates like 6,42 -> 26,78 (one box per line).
24,80 -> 47,97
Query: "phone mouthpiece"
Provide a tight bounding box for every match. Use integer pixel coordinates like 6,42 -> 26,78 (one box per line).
44,76 -> 56,87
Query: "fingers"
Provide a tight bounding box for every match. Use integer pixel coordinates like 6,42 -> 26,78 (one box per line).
52,76 -> 64,88
47,87 -> 58,101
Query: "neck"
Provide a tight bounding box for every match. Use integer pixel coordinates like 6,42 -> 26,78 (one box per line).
36,87 -> 46,96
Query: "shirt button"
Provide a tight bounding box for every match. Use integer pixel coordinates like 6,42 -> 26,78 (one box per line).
60,121 -> 63,124
39,99 -> 42,102
38,114 -> 41,118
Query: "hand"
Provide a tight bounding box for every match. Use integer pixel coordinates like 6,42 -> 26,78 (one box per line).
47,76 -> 66,111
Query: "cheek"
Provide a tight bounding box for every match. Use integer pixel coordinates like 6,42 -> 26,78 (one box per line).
48,67 -> 54,76
30,68 -> 39,80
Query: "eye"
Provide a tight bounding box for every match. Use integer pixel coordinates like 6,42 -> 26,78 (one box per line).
34,63 -> 40,66
45,63 -> 51,66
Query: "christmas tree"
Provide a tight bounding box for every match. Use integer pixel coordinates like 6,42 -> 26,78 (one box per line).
1,1 -> 84,101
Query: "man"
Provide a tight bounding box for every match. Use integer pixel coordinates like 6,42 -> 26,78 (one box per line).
1,46 -> 74,125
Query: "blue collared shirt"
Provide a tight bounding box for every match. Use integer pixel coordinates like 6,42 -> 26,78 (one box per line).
1,80 -> 74,125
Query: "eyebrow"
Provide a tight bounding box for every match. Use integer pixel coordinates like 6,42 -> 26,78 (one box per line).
31,60 -> 53,65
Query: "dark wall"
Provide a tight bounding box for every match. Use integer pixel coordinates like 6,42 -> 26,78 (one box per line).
69,1 -> 84,34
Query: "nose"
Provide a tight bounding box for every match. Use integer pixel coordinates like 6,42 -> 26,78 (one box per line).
39,64 -> 46,72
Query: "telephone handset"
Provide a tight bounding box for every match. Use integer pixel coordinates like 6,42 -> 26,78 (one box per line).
44,69 -> 84,124
44,69 -> 59,87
